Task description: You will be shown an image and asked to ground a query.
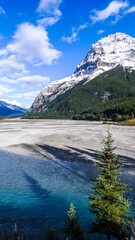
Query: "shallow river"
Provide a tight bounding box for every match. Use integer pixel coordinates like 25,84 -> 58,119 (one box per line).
0,150 -> 135,239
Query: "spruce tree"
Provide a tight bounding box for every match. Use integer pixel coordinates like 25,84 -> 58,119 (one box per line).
63,203 -> 83,240
89,131 -> 132,240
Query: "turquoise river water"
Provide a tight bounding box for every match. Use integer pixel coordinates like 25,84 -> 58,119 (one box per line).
0,150 -> 135,239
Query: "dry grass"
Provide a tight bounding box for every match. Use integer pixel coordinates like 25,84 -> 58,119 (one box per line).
118,119 -> 135,126
104,119 -> 135,126
0,119 -> 28,123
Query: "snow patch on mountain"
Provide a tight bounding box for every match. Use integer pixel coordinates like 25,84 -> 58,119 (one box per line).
0,99 -> 26,109
30,32 -> 135,111
31,75 -> 83,110
75,32 -> 135,81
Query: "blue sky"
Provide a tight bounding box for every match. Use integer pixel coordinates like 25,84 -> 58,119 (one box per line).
0,0 -> 135,107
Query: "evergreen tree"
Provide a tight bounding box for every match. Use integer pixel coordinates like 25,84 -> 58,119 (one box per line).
89,131 -> 132,240
63,203 -> 83,240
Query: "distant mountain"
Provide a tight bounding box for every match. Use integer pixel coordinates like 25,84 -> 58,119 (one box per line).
1,99 -> 26,109
26,33 -> 135,120
0,100 -> 28,117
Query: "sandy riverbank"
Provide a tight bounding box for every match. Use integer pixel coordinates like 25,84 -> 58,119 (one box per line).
0,119 -> 135,164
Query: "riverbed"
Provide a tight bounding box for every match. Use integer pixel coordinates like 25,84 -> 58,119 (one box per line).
0,119 -> 135,162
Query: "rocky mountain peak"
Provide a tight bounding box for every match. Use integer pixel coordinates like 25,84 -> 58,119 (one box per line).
30,33 -> 135,112
74,32 -> 135,78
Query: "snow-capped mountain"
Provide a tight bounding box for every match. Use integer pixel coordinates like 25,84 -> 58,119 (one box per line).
0,100 -> 28,117
1,99 -> 27,109
30,32 -> 135,111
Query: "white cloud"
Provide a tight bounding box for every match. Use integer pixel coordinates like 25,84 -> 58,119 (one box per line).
37,16 -> 60,27
16,75 -> 50,86
9,91 -> 40,99
78,23 -> 88,30
37,0 -> 62,16
0,84 -> 13,95
90,1 -> 129,23
62,32 -> 78,43
1,75 -> 50,87
0,7 -> 6,15
7,23 -> 61,65
36,0 -> 62,28
98,30 -> 105,34
62,23 -> 88,43
0,55 -> 25,76
124,6 -> 135,14
0,22 -> 62,76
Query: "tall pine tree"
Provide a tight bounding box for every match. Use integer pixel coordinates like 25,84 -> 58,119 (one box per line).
89,131 -> 132,240
63,203 -> 83,240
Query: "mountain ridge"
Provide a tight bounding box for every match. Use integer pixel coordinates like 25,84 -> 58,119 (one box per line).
29,32 -> 135,113
25,66 -> 135,120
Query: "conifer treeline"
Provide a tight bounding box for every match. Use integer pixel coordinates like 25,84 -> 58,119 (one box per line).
73,97 -> 135,121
